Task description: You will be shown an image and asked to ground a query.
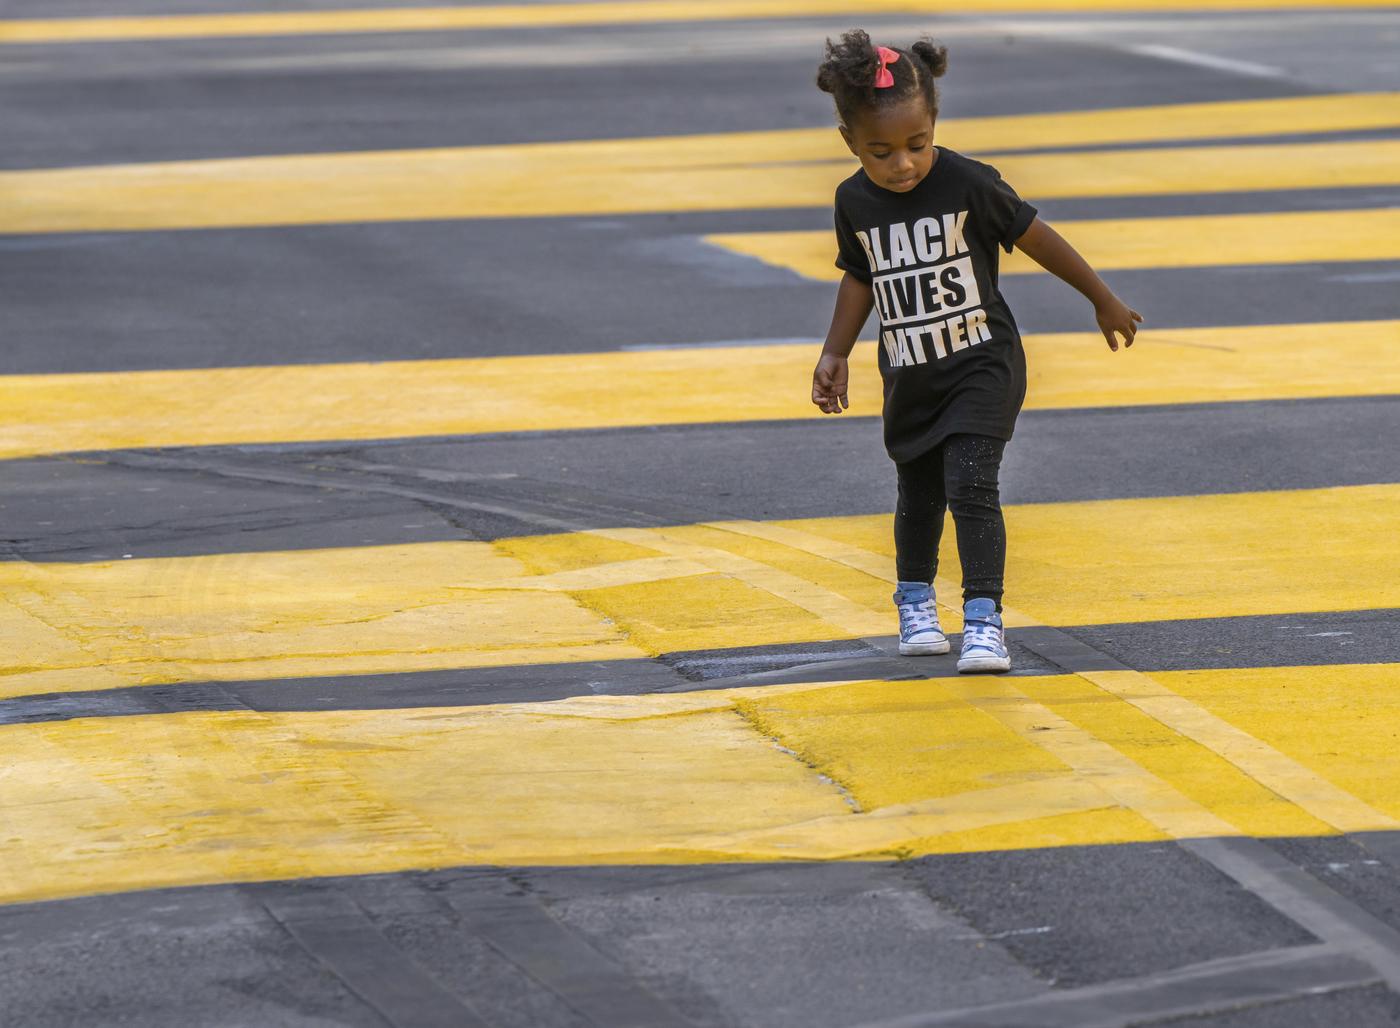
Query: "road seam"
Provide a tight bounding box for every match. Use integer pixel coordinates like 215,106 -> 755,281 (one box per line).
256,882 -> 491,1028
442,888 -> 696,1027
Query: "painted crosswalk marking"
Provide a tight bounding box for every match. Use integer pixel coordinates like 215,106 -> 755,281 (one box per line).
707,208 -> 1400,280
3,320 -> 1396,459
3,0 -> 1396,45
4,484 -> 1399,699
4,136 -> 1398,234
3,661 -> 1398,905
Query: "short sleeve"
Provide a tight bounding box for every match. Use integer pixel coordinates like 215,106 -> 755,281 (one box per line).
833,201 -> 873,284
976,164 -> 1038,253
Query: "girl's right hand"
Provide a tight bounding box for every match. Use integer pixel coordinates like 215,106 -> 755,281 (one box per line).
812,354 -> 850,414
1095,295 -> 1144,351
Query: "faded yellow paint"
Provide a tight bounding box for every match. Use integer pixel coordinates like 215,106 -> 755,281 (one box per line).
0,542 -> 650,699
0,696 -> 851,905
4,484 -> 1399,700
4,133 -> 1398,234
3,320 -> 1398,460
706,207 -> 1400,281
4,0 -> 1396,45
688,783 -> 1161,860
5,663 -> 1396,905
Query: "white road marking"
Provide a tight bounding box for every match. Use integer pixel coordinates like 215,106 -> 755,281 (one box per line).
1121,43 -> 1288,79
1330,269 -> 1400,283
6,13 -> 1396,79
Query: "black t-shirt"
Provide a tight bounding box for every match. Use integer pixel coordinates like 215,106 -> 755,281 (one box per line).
834,146 -> 1037,464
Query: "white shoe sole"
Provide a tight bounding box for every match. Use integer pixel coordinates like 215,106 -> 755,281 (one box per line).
957,654 -> 1011,673
900,636 -> 951,656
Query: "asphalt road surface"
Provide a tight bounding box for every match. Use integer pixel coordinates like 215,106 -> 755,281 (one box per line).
4,1 -> 1400,1025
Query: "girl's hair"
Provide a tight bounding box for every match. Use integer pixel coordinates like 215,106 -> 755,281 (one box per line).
816,28 -> 948,127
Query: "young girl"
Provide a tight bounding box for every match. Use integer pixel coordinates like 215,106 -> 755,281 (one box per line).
811,29 -> 1142,673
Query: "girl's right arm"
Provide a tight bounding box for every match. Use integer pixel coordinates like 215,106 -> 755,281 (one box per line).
812,271 -> 875,414
1012,217 -> 1142,351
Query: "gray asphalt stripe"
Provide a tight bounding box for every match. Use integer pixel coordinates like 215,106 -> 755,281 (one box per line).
96,448 -> 605,533
7,210 -> 1399,370
0,861 -> 1050,1025
5,394 -> 1397,561
2,609 -> 1395,727
0,883 -> 389,1026
851,944 -> 1377,1028
903,842 -> 1317,991
0,639 -> 1066,727
255,882 -> 492,1028
4,28 -> 1283,168
0,658 -> 688,725
1064,608 -> 1400,674
4,854 -> 1396,1027
7,13 -> 1396,86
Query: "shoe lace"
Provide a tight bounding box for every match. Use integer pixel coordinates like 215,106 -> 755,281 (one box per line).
900,599 -> 937,634
963,618 -> 1003,651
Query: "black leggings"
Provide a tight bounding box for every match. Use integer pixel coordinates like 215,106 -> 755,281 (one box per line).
894,433 -> 1006,608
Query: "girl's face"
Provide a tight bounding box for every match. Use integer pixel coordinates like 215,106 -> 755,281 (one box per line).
840,99 -> 937,193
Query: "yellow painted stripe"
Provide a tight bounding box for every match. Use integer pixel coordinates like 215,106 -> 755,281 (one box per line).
984,675 -> 1339,840
10,93 -> 1376,197
929,92 -> 1400,153
0,688 -> 854,904
4,0 -> 1397,45
5,662 -> 1398,905
4,320 -> 1397,460
5,483 -> 1399,700
1164,664 -> 1400,831
5,133 -> 1400,234
1033,669 -> 1399,836
707,207 -> 1400,280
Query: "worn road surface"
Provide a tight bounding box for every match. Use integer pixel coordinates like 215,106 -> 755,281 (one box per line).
3,0 -> 1400,1024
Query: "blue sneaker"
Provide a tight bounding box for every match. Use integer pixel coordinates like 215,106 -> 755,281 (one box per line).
893,581 -> 950,656
958,598 -> 1011,673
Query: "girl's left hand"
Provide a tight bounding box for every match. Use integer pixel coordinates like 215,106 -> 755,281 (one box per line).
1095,297 -> 1143,352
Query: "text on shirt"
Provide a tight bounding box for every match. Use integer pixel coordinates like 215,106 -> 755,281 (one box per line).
855,210 -> 996,369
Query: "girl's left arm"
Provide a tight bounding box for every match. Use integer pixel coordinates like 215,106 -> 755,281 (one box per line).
1013,217 -> 1143,351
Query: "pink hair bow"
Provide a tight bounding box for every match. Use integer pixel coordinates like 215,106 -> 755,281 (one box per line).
874,45 -> 900,88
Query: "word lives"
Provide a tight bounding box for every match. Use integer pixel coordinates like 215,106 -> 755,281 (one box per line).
857,211 -> 994,368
